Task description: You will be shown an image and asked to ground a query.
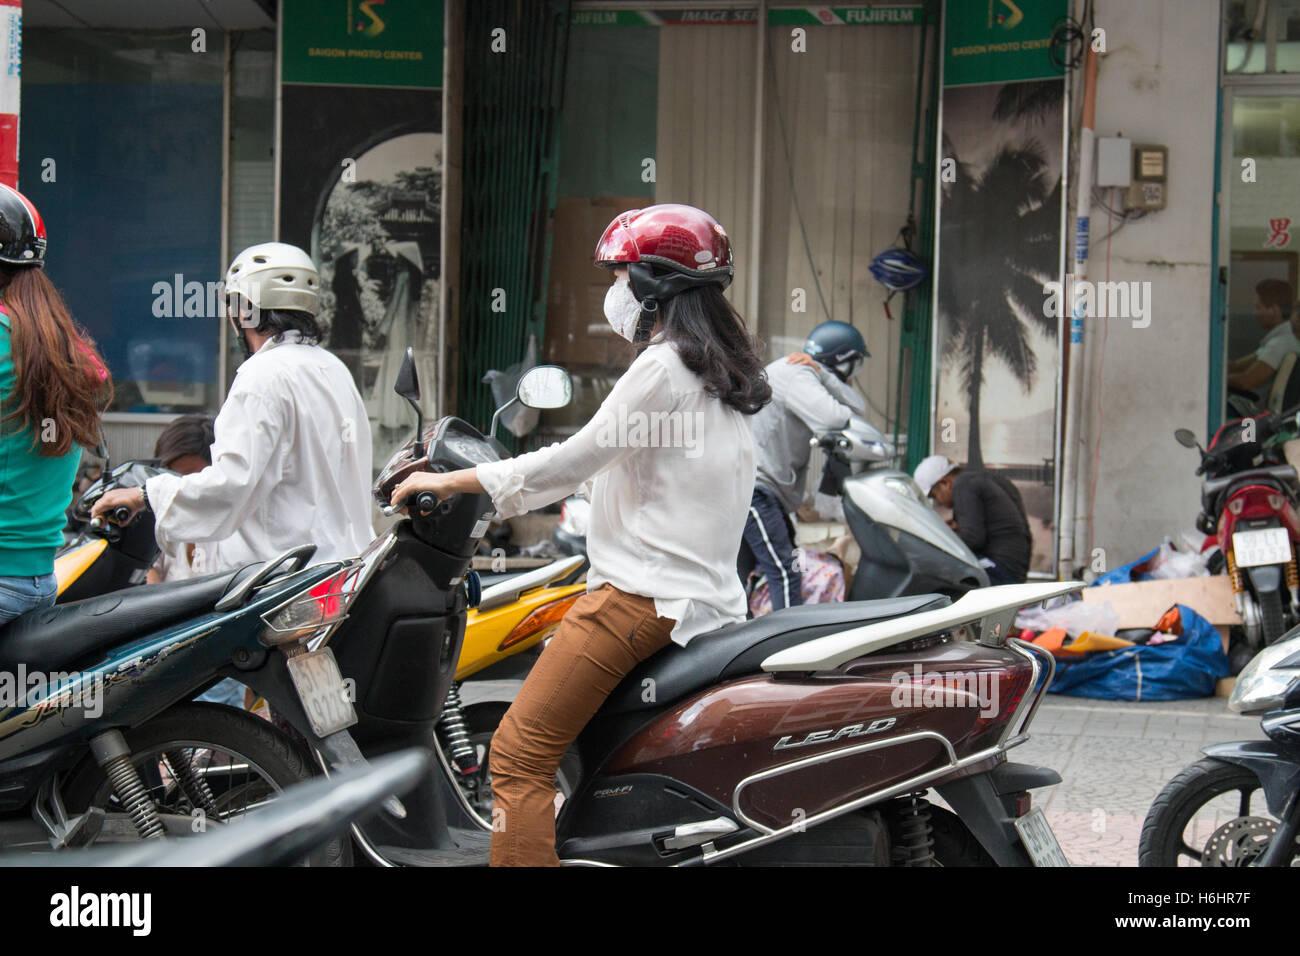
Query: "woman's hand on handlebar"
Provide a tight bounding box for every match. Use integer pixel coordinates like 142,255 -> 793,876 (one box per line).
390,467 -> 485,512
90,487 -> 145,524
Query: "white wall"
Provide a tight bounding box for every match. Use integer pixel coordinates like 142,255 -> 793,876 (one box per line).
1080,0 -> 1220,568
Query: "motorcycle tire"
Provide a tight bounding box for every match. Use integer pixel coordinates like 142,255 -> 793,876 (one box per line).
1138,757 -> 1284,867
1259,588 -> 1287,645
63,702 -> 351,867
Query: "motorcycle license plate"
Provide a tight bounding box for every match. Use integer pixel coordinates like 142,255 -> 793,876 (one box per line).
286,648 -> 357,737
1014,808 -> 1070,867
1232,528 -> 1292,568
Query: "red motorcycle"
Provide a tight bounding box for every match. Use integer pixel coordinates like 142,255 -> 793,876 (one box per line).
1176,406 -> 1300,667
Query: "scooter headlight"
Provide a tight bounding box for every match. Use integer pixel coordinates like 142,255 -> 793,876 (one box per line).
1229,632 -> 1300,714
882,476 -> 925,504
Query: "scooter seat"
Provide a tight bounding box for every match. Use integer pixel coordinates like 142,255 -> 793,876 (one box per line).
598,594 -> 950,716
0,564 -> 260,673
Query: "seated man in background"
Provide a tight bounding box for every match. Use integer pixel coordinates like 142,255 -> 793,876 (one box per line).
914,455 -> 1032,585
1227,278 -> 1298,402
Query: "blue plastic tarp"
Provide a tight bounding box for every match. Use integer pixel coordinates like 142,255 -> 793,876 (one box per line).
1091,547 -> 1160,587
1048,605 -> 1230,701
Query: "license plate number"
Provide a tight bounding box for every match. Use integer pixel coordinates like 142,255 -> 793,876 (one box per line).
286,648 -> 357,737
1014,807 -> 1070,867
1232,527 -> 1292,568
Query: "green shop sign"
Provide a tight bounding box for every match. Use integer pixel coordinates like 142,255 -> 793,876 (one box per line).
942,0 -> 1066,87
571,6 -> 922,26
282,0 -> 443,88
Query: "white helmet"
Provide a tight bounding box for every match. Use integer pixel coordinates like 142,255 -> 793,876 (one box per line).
913,454 -> 957,497
224,242 -> 320,316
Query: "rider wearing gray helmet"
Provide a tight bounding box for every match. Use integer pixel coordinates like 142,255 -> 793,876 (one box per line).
740,321 -> 868,610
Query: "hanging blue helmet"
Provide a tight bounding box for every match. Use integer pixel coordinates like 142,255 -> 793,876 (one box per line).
804,321 -> 868,381
869,247 -> 927,292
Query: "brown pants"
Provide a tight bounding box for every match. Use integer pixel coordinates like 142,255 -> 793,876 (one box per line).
489,584 -> 675,866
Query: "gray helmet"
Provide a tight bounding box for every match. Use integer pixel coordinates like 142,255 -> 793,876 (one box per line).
804,321 -> 869,381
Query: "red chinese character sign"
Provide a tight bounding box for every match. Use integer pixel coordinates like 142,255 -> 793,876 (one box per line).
1265,218 -> 1292,248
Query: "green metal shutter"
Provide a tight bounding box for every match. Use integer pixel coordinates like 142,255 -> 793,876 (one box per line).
458,0 -> 571,446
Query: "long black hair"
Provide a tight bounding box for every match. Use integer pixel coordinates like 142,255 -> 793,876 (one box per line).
642,282 -> 772,415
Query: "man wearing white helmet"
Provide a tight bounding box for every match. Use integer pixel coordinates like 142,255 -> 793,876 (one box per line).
93,243 -> 374,571
913,454 -> 1031,585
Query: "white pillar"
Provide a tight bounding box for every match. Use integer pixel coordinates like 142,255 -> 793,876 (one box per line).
0,1 -> 20,189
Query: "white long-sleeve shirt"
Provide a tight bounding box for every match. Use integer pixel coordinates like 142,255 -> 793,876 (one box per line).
144,333 -> 375,574
475,342 -> 755,646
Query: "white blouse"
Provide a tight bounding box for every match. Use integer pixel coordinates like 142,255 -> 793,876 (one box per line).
475,342 -> 755,645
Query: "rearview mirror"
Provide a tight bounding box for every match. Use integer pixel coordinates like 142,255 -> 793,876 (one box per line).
1174,428 -> 1198,449
394,347 -> 421,403
516,365 -> 573,410
394,347 -> 426,458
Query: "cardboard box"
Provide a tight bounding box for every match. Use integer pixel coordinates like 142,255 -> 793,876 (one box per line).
1080,575 -> 1240,650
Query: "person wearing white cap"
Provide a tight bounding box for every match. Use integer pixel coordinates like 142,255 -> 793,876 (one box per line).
912,454 -> 1032,584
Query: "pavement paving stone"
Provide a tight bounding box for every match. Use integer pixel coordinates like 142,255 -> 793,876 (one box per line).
1018,696 -> 1268,866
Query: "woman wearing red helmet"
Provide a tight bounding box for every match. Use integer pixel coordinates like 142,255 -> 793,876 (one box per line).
0,183 -> 112,624
392,203 -> 771,865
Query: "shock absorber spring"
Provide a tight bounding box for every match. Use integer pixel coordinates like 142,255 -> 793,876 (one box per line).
895,793 -> 935,867
437,683 -> 480,777
1226,548 -> 1243,594
90,731 -> 164,840
164,748 -> 220,820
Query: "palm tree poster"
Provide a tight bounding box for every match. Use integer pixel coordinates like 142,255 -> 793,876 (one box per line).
933,78 -> 1065,574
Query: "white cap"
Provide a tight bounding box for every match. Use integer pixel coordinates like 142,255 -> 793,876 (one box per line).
913,454 -> 957,496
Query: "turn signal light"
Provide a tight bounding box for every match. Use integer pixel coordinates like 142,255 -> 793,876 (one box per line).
498,593 -> 582,651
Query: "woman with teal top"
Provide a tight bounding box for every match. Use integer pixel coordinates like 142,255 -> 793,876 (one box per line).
0,183 -> 111,624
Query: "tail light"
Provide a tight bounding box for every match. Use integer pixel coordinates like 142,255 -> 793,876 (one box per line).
971,663 -> 1036,737
260,564 -> 362,646
498,593 -> 582,651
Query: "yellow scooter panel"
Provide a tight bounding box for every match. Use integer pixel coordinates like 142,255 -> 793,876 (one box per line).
458,581 -> 586,681
54,538 -> 108,596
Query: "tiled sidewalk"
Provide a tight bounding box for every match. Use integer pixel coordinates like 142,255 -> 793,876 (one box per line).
1017,695 -> 1267,867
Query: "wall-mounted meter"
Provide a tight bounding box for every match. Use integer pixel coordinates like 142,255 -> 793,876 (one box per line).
1124,144 -> 1167,211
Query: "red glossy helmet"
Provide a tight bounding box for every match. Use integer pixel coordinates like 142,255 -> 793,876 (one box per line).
0,183 -> 46,266
594,204 -> 733,307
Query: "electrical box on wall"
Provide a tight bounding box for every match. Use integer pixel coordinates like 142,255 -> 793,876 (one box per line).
1095,136 -> 1132,187
1125,144 -> 1168,211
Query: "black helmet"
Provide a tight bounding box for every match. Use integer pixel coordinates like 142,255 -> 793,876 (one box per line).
0,183 -> 46,266
804,321 -> 868,381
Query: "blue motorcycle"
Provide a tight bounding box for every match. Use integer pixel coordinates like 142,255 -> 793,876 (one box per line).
0,524 -> 364,864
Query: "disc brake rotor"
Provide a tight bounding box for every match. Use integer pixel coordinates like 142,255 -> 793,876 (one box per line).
1201,816 -> 1276,866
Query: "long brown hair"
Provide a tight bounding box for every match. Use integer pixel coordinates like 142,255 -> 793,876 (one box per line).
0,266 -> 112,455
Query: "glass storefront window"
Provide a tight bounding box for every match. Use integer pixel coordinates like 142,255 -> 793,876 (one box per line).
1225,92 -> 1300,417
225,29 -> 277,396
20,29 -> 225,414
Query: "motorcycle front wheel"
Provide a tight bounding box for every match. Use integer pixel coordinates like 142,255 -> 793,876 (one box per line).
1139,757 -> 1290,867
63,702 -> 350,866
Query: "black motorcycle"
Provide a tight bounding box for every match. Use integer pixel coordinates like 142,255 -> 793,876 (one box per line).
1140,629 -> 1300,866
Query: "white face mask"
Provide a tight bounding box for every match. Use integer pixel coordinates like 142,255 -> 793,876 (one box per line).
603,278 -> 643,342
